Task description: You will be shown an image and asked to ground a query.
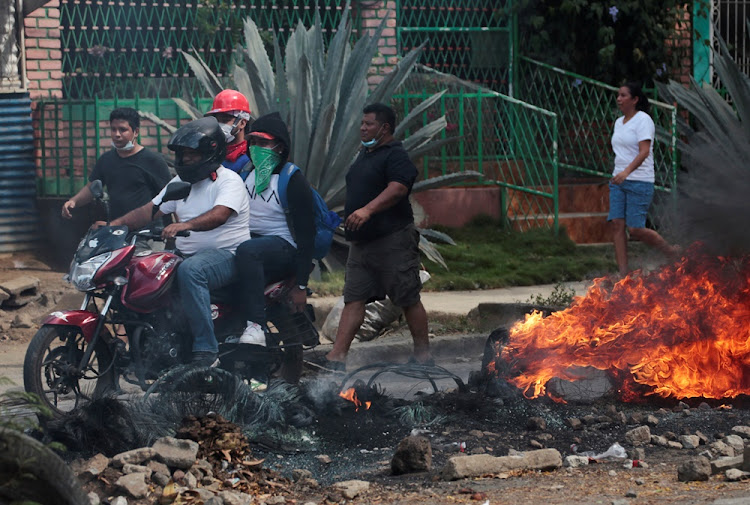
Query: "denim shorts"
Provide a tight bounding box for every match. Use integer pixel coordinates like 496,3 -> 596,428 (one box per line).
607,180 -> 654,228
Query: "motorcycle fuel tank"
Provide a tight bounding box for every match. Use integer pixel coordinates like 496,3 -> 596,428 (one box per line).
121,251 -> 183,313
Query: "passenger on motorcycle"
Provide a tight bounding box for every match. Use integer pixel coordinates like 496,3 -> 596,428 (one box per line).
108,116 -> 251,366
234,112 -> 316,346
204,89 -> 253,176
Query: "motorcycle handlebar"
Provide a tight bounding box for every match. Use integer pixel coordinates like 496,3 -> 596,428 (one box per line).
136,228 -> 191,240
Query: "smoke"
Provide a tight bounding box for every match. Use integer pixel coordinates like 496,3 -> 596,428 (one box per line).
657,51 -> 750,256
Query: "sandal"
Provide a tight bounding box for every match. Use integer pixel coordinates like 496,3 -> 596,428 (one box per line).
305,354 -> 346,373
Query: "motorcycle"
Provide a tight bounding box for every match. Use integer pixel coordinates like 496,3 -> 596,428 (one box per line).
23,180 -> 319,417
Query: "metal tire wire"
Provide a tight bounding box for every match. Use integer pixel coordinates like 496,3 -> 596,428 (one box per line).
340,362 -> 467,394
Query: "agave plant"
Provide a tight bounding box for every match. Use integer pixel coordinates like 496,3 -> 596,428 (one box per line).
141,1 -> 479,269
657,36 -> 750,255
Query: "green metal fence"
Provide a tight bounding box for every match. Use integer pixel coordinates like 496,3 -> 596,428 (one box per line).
60,0 -> 356,99
395,67 -> 559,232
517,56 -> 678,194
35,96 -> 213,196
396,0 -> 513,92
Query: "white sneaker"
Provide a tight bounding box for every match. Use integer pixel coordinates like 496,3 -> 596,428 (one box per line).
237,321 -> 267,346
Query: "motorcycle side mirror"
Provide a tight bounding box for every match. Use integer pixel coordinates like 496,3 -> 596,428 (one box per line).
162,181 -> 191,203
90,179 -> 104,199
152,181 -> 191,219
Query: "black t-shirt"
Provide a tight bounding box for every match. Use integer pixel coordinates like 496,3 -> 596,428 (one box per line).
344,141 -> 417,243
89,148 -> 171,220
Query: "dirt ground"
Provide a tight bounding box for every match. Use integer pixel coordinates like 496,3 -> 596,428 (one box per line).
2,250 -> 750,505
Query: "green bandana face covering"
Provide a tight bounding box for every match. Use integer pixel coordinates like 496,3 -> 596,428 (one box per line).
249,145 -> 280,194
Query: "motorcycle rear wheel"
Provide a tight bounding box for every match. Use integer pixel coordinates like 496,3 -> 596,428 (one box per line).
23,325 -> 116,418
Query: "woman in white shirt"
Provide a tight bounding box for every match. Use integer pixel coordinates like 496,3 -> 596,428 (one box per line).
609,82 -> 679,276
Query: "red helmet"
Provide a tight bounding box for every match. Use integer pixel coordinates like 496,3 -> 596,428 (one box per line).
205,89 -> 251,116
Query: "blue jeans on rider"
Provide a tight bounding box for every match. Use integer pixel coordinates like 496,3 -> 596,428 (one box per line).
235,235 -> 297,325
177,248 -> 238,353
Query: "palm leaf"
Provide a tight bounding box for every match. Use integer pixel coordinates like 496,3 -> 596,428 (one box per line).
417,227 -> 456,245
138,111 -> 178,134
401,117 -> 448,151
394,90 -> 447,138
413,171 -> 483,193
419,235 -> 449,270
172,98 -> 203,120
180,50 -> 222,97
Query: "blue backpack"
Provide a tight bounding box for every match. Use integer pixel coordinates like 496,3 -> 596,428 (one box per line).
277,163 -> 342,260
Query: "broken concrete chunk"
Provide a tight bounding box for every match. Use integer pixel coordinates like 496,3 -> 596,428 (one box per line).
677,456 -> 711,482
116,472 -> 149,499
333,480 -> 370,499
441,448 -> 562,480
292,469 -> 313,481
122,463 -> 152,477
731,426 -> 750,439
10,313 -> 33,329
0,275 -> 39,296
625,426 -> 651,446
152,436 -> 199,469
391,435 -> 432,475
711,455 -> 743,474
709,441 -> 735,458
722,435 -> 745,454
680,435 -> 701,450
112,447 -> 156,468
726,468 -> 750,481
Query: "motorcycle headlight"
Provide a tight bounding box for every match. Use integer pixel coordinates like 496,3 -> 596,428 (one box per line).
68,252 -> 111,291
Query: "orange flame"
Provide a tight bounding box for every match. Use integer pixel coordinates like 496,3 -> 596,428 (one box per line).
339,387 -> 372,411
498,247 -> 750,401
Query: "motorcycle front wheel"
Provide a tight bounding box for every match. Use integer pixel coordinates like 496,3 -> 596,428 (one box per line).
23,325 -> 116,418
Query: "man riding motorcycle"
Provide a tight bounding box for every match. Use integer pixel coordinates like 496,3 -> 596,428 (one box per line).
108,116 -> 250,366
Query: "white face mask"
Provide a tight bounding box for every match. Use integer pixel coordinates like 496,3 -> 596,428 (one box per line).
219,123 -> 236,143
361,125 -> 384,148
111,140 -> 135,151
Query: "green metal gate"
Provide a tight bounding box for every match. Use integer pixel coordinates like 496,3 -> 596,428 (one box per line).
60,0 -> 354,99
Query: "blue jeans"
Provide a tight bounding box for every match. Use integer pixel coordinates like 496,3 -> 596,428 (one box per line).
608,180 -> 654,228
235,236 -> 297,324
177,248 -> 238,353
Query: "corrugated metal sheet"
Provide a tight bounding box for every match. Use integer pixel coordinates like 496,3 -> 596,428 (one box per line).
0,92 -> 39,252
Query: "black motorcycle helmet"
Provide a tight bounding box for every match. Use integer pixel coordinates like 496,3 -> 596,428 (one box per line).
167,117 -> 227,183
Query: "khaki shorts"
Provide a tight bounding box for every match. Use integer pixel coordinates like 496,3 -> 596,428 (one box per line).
343,224 -> 422,307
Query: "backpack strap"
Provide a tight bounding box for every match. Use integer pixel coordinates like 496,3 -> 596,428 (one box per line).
277,162 -> 300,209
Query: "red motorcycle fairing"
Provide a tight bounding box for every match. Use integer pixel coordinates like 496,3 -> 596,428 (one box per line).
41,310 -> 101,342
93,244 -> 136,286
121,251 -> 183,313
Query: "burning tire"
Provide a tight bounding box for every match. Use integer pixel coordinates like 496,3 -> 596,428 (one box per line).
0,427 -> 89,505
23,325 -> 116,418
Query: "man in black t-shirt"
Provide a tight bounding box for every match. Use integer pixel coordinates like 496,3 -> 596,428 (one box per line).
318,103 -> 431,372
62,107 -> 171,221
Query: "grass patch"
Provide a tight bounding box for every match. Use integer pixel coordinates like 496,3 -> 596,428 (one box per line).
310,217 -> 621,295
424,217 -> 616,291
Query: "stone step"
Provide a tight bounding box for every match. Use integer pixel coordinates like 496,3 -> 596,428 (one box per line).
510,212 -> 610,244
507,182 -> 609,216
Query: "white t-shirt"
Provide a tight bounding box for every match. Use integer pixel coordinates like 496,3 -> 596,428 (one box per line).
245,170 -> 296,248
611,110 -> 655,183
153,167 -> 250,255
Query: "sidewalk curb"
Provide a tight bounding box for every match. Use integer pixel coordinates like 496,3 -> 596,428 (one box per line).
308,332 -> 488,369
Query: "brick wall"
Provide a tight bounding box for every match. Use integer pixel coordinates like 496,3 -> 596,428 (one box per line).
666,6 -> 693,86
356,1 -> 399,86
23,0 -> 62,99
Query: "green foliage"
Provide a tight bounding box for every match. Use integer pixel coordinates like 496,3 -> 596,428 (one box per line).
425,219 -> 615,290
0,377 -> 52,433
525,282 -> 576,308
505,0 -> 686,84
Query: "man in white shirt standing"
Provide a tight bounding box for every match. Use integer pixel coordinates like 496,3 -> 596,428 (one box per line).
110,117 -> 250,366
